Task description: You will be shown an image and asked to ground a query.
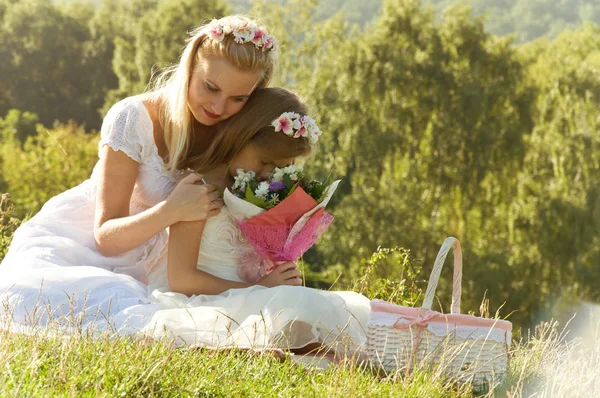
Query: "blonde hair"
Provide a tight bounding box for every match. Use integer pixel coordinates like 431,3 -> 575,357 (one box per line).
149,16 -> 277,173
187,87 -> 314,173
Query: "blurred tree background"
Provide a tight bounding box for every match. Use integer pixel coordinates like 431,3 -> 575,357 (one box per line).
1,0 -> 599,332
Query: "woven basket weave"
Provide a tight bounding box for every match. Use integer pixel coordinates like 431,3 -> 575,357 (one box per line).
366,237 -> 512,389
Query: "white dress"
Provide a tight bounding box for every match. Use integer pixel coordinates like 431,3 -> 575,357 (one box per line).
139,208 -> 371,353
0,96 -> 175,332
0,96 -> 370,354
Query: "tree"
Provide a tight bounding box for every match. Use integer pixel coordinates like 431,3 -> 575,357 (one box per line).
0,0 -> 102,127
428,0 -> 600,42
280,0 -> 537,326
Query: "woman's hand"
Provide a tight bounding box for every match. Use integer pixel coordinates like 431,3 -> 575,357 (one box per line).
257,262 -> 302,288
165,172 -> 224,223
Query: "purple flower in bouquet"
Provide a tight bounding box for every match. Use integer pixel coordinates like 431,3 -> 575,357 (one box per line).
269,181 -> 285,191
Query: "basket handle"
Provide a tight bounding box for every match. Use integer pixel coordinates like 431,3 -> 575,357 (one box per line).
420,237 -> 463,314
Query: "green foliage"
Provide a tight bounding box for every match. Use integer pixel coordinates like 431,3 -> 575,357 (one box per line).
351,247 -> 425,307
260,0 -> 598,329
2,0 -> 599,129
305,180 -> 326,202
0,0 -> 111,128
234,0 -> 600,42
0,119 -> 98,218
427,0 -> 600,42
231,0 -> 382,27
0,109 -> 38,144
0,194 -> 21,261
288,0 -> 532,324
244,182 -> 270,208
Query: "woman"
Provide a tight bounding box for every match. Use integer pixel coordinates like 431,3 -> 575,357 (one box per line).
0,16 -> 282,331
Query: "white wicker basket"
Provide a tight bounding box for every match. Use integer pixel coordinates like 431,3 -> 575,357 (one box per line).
366,237 -> 512,389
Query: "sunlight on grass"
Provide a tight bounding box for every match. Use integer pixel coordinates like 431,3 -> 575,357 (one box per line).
1,330 -> 467,397
2,312 -> 598,397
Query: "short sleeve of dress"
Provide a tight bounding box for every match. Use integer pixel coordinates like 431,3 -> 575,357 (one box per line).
98,99 -> 147,163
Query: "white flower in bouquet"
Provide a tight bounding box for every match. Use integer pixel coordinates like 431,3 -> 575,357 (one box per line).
232,169 -> 256,192
254,181 -> 270,200
271,168 -> 284,183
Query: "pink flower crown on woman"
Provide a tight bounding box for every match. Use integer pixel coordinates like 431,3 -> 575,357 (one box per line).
271,112 -> 322,144
208,17 -> 277,52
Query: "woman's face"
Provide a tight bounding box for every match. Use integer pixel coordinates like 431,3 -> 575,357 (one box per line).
228,143 -> 295,180
188,55 -> 264,126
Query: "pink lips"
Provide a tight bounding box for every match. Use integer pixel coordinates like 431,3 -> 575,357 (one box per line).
203,107 -> 220,119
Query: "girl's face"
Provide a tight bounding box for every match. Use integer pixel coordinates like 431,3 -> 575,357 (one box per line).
188,55 -> 263,126
228,143 -> 295,180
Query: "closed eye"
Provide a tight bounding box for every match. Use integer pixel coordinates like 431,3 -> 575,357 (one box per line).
205,82 -> 219,92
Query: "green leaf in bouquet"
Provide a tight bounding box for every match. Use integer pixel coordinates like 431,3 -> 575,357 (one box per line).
318,181 -> 338,203
306,180 -> 325,201
287,182 -> 299,197
248,180 -> 259,192
283,174 -> 294,190
318,173 -> 338,203
318,190 -> 329,203
245,184 -> 269,209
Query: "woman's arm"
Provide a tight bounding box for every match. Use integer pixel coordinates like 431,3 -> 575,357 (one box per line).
93,147 -> 221,256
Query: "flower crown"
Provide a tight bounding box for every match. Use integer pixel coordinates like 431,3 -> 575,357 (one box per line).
271,112 -> 322,144
207,17 -> 277,53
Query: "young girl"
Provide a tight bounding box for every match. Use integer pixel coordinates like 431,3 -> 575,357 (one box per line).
139,87 -> 370,358
0,16 -> 279,329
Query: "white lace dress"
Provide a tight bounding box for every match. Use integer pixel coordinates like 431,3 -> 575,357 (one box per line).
0,96 -> 176,332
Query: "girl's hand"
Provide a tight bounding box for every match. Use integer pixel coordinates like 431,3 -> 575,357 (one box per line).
166,173 -> 223,223
257,262 -> 302,288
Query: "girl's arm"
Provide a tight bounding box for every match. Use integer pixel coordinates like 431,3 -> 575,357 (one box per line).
167,220 -> 251,295
168,219 -> 303,296
93,147 -> 221,256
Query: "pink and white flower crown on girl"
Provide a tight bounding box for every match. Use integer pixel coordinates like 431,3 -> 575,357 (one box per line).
271,112 -> 322,144
208,17 -> 277,52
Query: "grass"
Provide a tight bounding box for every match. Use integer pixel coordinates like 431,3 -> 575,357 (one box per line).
1,331 -> 469,397
1,315 -> 598,397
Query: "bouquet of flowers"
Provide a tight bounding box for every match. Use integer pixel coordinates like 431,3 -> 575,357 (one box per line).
224,165 -> 340,283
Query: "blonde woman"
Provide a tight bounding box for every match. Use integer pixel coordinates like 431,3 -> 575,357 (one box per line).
0,16 -> 281,329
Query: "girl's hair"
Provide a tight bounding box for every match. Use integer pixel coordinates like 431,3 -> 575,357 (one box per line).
187,87 -> 314,173
148,16 -> 277,173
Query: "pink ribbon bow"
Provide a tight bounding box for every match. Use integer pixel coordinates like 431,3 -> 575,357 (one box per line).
391,309 -> 440,371
392,309 -> 439,330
